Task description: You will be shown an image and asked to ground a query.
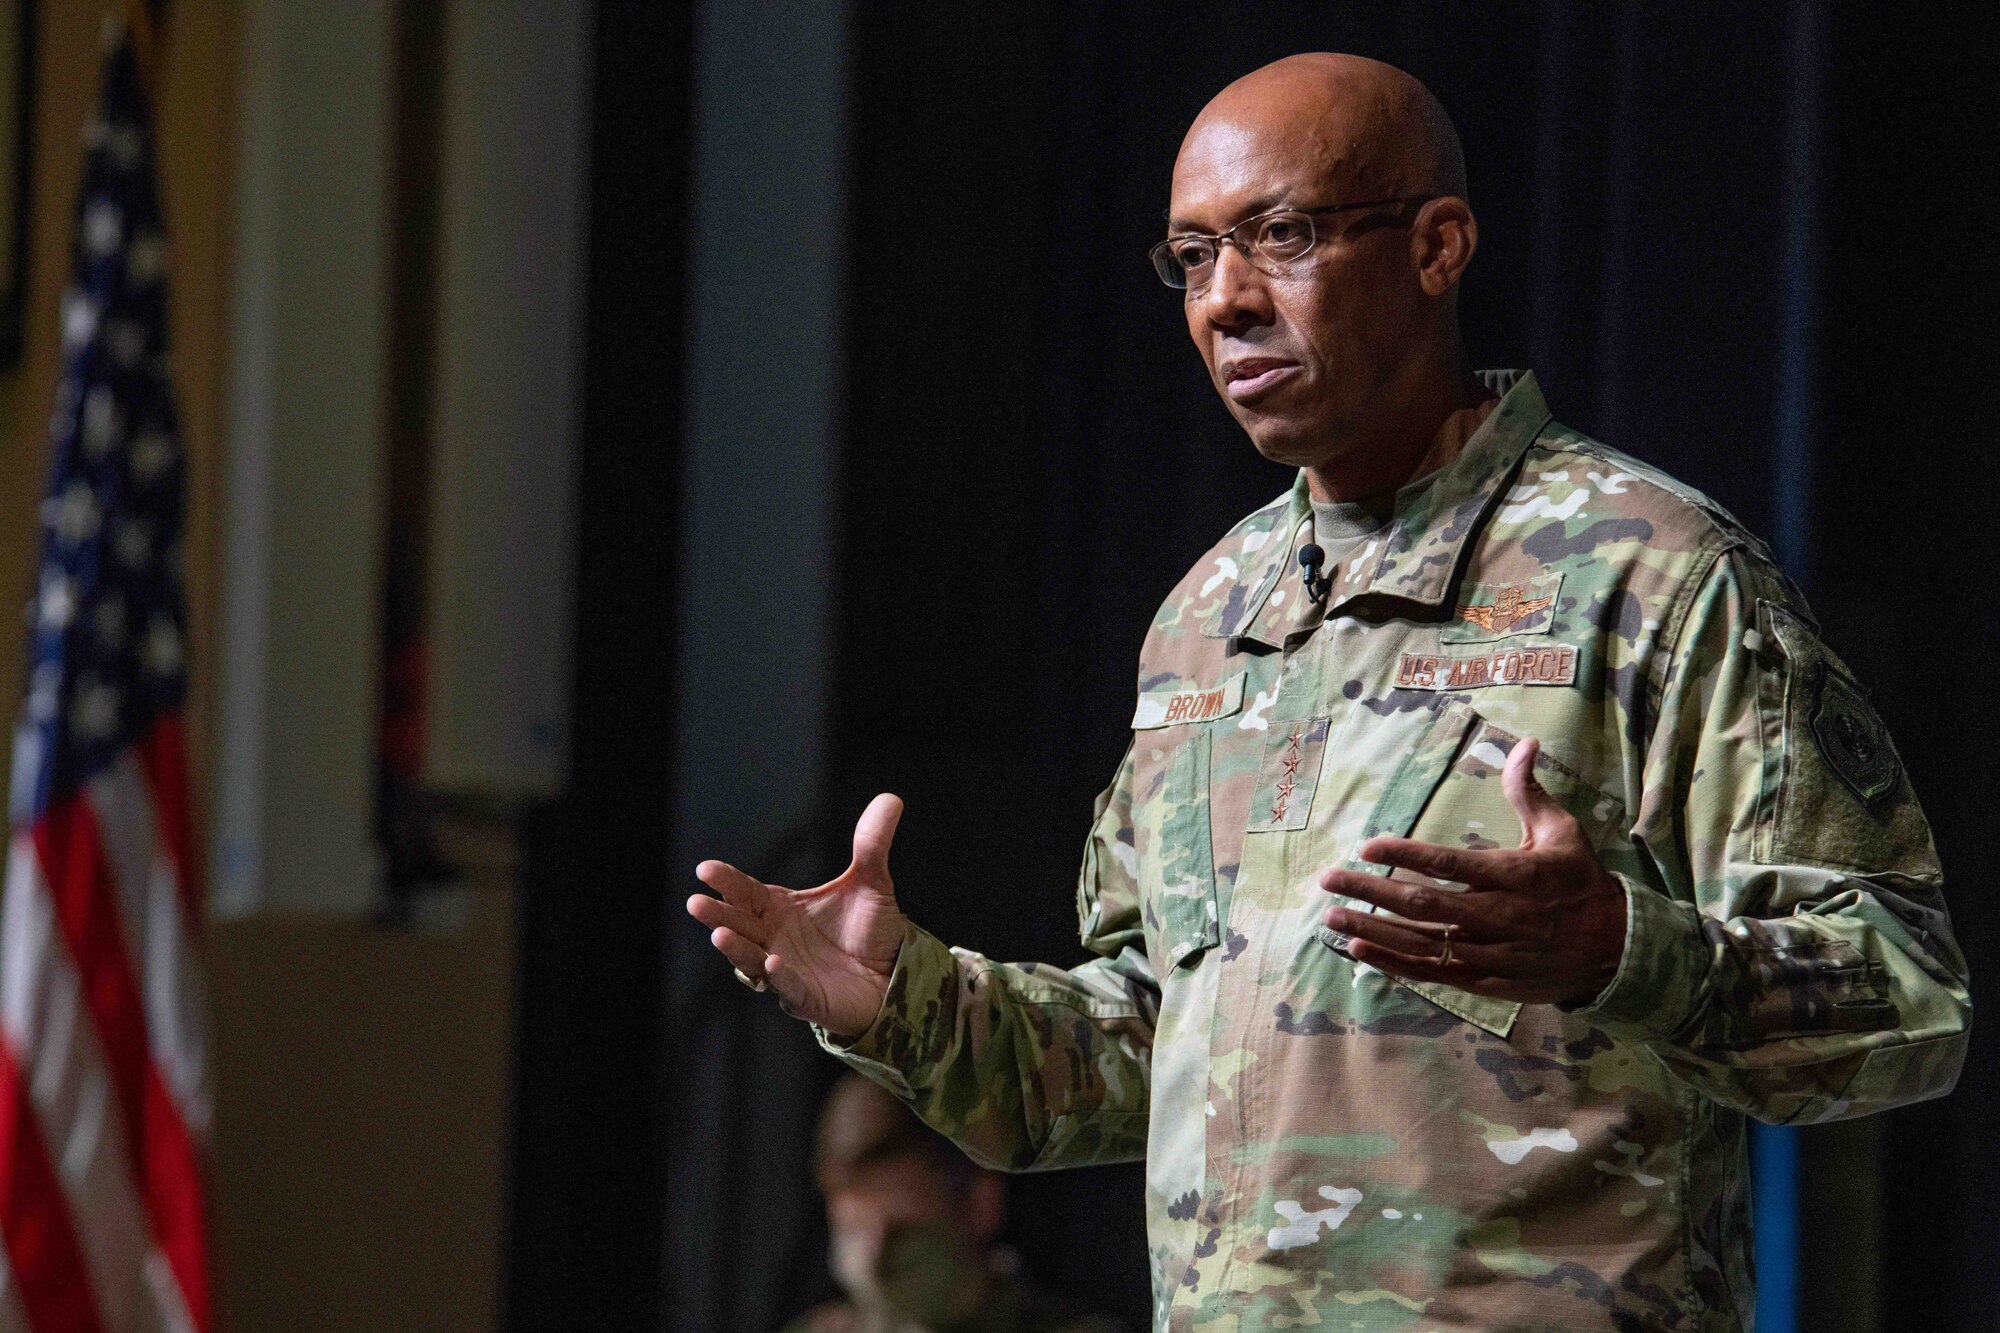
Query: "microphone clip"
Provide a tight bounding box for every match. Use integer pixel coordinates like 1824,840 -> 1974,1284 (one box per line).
1298,543 -> 1332,606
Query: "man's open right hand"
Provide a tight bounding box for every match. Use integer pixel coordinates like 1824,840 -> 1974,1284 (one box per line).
686,793 -> 908,1038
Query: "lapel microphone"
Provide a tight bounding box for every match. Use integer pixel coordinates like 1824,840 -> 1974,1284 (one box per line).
1298,543 -> 1332,605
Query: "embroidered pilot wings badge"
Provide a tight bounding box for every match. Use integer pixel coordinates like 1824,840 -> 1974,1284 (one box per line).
1456,583 -> 1552,634
1408,575 -> 1573,689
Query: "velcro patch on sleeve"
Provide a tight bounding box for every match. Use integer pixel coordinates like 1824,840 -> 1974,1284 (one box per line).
1394,646 -> 1577,691
1757,599 -> 1938,876
1132,671 -> 1246,729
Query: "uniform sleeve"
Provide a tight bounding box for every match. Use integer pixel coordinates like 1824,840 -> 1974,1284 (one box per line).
813,743 -> 1158,1170
1566,545 -> 1971,1125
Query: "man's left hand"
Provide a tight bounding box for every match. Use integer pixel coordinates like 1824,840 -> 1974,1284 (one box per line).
1318,736 -> 1628,1006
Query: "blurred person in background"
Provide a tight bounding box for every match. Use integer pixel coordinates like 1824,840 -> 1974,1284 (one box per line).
784,1073 -> 1126,1333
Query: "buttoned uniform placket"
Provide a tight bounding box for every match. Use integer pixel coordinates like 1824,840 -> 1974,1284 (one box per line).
1214,519 -> 1334,1322
1185,506 -> 1310,1322
1188,372 -> 1552,1310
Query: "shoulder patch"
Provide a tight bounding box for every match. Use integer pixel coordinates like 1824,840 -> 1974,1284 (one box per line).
1808,663 -> 1899,805
1757,599 -> 1938,876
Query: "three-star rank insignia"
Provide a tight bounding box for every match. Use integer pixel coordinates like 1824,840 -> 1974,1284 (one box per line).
1809,662 -> 1901,804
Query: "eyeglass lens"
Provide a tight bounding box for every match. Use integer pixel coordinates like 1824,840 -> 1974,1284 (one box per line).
1152,212 -> 1318,290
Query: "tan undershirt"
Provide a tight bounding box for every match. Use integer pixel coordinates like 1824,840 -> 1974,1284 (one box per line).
1308,395 -> 1500,565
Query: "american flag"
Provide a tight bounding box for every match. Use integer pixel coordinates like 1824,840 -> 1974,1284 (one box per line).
0,23 -> 212,1333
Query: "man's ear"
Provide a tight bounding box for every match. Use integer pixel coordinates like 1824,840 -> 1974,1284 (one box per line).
962,1169 -> 1006,1245
1411,196 -> 1477,297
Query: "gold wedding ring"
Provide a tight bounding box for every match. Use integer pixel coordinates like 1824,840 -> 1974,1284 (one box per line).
733,967 -> 770,994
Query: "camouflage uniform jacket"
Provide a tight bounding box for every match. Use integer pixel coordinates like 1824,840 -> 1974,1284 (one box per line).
820,370 -> 1970,1330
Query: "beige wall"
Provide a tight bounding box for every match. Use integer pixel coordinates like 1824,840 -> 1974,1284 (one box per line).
0,7 -> 516,1331
210,864 -> 516,1333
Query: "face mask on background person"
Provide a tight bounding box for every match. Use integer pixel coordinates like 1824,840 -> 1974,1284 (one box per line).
874,1224 -> 990,1327
831,1223 -> 991,1330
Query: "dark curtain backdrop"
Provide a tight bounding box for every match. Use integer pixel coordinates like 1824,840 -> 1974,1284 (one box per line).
504,2 -> 690,1329
1818,7 -> 2000,1328
531,5 -> 2000,1331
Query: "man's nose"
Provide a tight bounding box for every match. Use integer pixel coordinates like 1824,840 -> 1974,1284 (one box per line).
1200,242 -> 1274,333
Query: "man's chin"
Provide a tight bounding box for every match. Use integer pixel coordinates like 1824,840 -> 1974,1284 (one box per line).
1240,423 -> 1332,470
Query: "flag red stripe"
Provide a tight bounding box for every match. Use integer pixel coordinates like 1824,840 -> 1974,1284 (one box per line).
143,1066 -> 210,1331
32,797 -> 209,1331
136,714 -> 199,929
0,1038 -> 107,1333
33,800 -> 149,1170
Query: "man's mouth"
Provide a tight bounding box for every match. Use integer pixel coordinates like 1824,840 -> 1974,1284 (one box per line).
1221,358 -> 1300,402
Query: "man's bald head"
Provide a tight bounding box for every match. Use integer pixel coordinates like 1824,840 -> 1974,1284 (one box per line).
1176,53 -> 1465,218
1166,54 -> 1482,495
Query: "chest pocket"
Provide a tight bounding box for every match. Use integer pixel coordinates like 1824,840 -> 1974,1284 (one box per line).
1135,724 -> 1222,973
1319,700 -> 1626,1038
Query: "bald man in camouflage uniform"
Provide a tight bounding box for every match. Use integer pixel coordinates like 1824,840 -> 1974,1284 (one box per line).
691,54 -> 1969,1331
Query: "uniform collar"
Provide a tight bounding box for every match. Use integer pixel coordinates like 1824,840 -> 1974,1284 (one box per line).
1207,369 -> 1552,646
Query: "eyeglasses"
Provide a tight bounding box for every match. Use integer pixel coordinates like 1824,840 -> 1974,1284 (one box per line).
1148,196 -> 1435,291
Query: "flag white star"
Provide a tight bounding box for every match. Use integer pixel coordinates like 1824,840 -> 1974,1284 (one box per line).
84,200 -> 123,257
94,594 -> 126,650
61,289 -> 100,351
48,378 -> 81,445
104,124 -> 142,170
142,618 -> 182,676
38,571 -> 78,631
25,664 -> 61,724
40,481 -> 101,545
114,518 -> 152,568
126,232 -> 166,286
82,386 -> 123,459
105,318 -> 147,368
72,678 -> 121,740
130,429 -> 173,482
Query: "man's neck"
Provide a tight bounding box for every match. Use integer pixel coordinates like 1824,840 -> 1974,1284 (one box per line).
1304,367 -> 1495,505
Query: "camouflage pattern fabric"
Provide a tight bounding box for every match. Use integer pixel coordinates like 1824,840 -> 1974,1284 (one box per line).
817,371 -> 1970,1331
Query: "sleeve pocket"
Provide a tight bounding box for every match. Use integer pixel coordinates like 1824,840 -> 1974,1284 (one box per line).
1141,724 -> 1221,974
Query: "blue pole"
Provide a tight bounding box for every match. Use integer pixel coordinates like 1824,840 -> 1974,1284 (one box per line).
1756,4 -> 1826,1331
1751,1122 -> 1802,1332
